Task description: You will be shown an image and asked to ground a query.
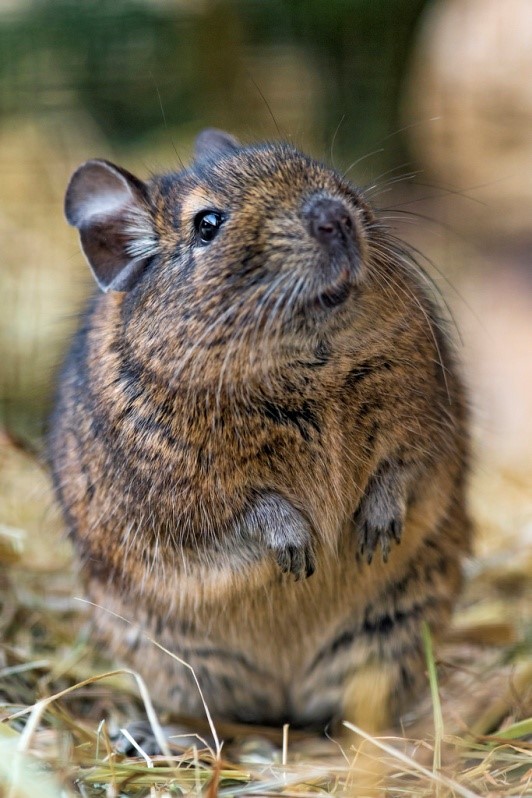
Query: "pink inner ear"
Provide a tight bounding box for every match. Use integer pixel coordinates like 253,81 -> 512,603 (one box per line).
66,161 -> 135,229
65,160 -> 155,293
79,211 -> 131,292
79,184 -> 132,220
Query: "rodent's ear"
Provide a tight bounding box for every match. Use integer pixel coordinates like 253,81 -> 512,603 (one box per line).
65,159 -> 156,293
194,128 -> 240,161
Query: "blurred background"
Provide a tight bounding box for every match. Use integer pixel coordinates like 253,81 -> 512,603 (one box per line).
0,4 -> 531,780
1,0 -> 531,472
0,7 -> 532,795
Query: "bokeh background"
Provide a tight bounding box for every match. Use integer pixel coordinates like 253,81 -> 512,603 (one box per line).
1,0 -> 531,471
0,4 -> 531,792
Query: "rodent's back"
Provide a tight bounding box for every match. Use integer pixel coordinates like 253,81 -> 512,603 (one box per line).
49,130 -> 472,728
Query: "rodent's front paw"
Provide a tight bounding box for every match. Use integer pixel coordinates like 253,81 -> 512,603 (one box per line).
354,461 -> 407,564
272,541 -> 316,580
355,514 -> 402,564
243,492 -> 316,580
262,507 -> 316,580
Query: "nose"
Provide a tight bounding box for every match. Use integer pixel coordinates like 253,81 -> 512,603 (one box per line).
304,196 -> 355,246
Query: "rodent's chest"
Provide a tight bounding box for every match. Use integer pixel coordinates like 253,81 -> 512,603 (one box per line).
92,376 -> 366,545
84,319 -> 382,531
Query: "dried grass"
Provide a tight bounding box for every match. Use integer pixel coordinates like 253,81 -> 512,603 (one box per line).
0,431 -> 530,797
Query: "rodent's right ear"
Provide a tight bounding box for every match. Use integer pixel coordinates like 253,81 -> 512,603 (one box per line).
194,128 -> 240,161
65,159 -> 156,293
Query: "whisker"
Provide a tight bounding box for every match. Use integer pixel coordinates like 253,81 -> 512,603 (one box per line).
246,70 -> 282,139
382,232 -> 483,343
330,113 -> 346,170
341,148 -> 386,181
368,236 -> 452,404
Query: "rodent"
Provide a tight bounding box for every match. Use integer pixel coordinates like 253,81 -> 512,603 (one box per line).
49,128 -> 472,733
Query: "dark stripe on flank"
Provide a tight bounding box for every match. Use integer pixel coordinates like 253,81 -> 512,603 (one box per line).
293,339 -> 332,370
305,596 -> 436,676
260,399 -> 321,442
344,357 -> 393,390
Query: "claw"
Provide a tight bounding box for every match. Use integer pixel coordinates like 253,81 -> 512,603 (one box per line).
274,543 -> 315,580
355,516 -> 403,566
381,535 -> 390,563
391,518 -> 403,544
305,551 -> 316,578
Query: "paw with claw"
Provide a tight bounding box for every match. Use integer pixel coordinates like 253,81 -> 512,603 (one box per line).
242,492 -> 316,580
354,463 -> 406,564
355,513 -> 403,564
271,540 -> 316,580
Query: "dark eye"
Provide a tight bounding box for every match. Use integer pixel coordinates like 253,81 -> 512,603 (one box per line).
194,210 -> 224,245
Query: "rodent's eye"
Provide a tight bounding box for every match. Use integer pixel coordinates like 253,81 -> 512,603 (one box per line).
194,210 -> 224,245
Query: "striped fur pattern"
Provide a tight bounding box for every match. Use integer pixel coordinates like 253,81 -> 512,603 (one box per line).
49,132 -> 472,731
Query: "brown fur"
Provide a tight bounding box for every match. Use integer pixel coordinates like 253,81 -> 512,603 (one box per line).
49,132 -> 472,731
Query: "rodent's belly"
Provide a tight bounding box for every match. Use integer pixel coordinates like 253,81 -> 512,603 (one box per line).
89,531 -> 429,726
172,568 -> 359,725
88,497 -> 459,726
110,573 -> 359,725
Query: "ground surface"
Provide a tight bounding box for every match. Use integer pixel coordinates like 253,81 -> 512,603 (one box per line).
0,425 -> 531,797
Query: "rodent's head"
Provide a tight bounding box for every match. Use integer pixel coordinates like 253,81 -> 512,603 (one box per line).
65,129 -> 377,388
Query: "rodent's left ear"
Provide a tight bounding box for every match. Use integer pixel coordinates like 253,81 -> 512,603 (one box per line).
65,159 -> 156,293
194,128 -> 240,161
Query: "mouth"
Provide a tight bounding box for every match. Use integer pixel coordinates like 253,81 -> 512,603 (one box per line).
313,265 -> 355,309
